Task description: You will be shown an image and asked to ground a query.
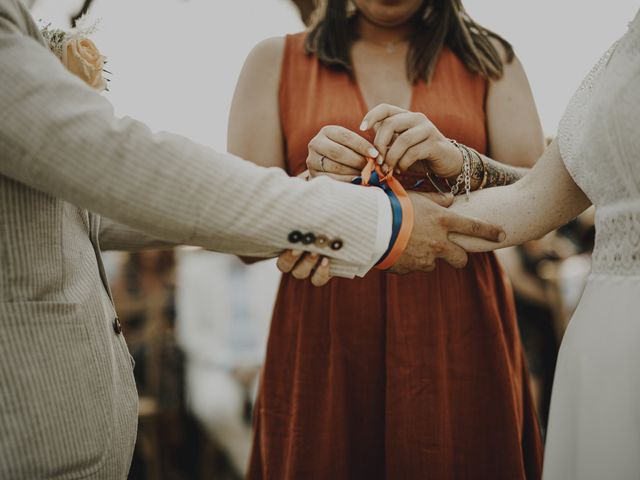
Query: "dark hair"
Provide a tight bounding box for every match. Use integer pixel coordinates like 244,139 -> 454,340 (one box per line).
305,0 -> 515,83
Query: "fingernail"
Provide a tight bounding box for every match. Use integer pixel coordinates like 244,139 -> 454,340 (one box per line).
368,147 -> 379,158
321,258 -> 329,267
382,164 -> 389,174
359,120 -> 368,131
376,155 -> 384,165
291,250 -> 302,257
395,168 -> 401,175
310,252 -> 318,259
498,232 -> 506,242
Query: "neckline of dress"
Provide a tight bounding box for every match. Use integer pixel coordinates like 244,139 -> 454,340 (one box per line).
351,76 -> 418,121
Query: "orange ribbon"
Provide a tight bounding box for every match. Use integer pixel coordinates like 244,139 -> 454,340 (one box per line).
360,158 -> 414,270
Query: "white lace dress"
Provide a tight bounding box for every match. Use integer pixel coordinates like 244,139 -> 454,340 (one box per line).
543,10 -> 640,480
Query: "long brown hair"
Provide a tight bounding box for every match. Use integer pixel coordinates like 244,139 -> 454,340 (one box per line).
305,0 -> 514,83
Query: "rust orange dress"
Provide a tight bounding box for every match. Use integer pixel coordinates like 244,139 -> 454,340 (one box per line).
248,33 -> 543,480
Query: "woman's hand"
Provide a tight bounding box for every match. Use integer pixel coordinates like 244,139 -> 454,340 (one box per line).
307,125 -> 381,182
276,250 -> 332,287
360,104 -> 463,178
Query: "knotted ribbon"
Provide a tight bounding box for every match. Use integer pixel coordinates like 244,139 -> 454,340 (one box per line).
352,158 -> 414,270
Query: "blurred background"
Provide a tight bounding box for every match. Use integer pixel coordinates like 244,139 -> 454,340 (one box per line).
28,0 -> 639,478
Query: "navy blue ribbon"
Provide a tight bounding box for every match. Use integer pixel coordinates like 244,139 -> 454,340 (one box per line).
352,171 -> 403,265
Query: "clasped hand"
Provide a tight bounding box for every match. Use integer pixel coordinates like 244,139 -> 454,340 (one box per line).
278,104 -> 503,286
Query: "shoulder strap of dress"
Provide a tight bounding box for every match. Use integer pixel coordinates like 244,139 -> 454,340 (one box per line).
278,32 -> 315,137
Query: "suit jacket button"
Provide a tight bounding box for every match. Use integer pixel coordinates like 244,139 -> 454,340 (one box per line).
330,239 -> 344,251
302,233 -> 316,245
314,235 -> 329,247
288,231 -> 303,243
113,317 -> 122,335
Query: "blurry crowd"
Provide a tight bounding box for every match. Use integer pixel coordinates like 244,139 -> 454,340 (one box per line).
104,249 -> 278,479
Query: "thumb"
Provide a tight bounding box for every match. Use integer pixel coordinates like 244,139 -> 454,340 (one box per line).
420,192 -> 454,208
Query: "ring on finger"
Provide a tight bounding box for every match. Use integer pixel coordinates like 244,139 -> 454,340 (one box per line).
320,155 -> 327,172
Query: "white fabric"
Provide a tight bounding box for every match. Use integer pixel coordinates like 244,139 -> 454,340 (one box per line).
543,9 -> 640,480
175,249 -> 278,369
367,190 -> 393,275
176,250 -> 277,476
186,364 -> 255,476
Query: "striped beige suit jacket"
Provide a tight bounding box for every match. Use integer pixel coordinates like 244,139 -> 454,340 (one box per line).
0,0 -> 388,477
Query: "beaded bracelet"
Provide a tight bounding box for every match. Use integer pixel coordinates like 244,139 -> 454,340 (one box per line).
352,158 -> 414,270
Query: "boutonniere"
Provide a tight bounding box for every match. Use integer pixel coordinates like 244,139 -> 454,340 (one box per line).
40,16 -> 110,92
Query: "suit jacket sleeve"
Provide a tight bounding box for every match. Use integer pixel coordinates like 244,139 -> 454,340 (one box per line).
0,1 -> 390,278
98,216 -> 174,251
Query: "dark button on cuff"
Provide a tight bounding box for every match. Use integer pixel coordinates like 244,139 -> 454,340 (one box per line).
288,230 -> 303,243
302,232 -> 316,245
314,235 -> 329,248
113,317 -> 122,335
330,239 -> 344,251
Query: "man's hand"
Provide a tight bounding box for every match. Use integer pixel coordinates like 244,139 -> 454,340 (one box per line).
276,250 -> 332,287
391,192 -> 505,274
274,192 -> 504,285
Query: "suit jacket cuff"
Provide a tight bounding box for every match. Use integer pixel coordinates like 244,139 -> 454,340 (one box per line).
356,188 -> 392,277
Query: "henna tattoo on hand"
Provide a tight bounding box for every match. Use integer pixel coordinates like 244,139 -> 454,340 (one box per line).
482,157 -> 527,188
457,145 -> 527,190
421,143 -> 529,191
469,152 -> 485,184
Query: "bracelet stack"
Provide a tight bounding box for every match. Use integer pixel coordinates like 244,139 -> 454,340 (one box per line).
446,139 -> 487,197
447,139 -> 472,200
352,157 -> 414,270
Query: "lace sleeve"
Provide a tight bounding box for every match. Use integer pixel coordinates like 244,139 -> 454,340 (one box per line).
557,43 -> 618,187
608,69 -> 640,196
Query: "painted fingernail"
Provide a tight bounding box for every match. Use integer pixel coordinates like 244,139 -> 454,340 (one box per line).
291,250 -> 302,257
321,258 -> 329,267
368,147 -> 379,158
359,120 -> 368,131
377,155 -> 384,165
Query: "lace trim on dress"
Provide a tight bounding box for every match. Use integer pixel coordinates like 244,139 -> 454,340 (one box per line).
593,206 -> 640,275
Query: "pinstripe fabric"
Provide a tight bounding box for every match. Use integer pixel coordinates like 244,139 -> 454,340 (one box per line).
0,0 -> 389,477
0,0 -> 385,276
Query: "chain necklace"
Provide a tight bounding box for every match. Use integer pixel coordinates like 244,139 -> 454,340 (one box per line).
360,37 -> 407,54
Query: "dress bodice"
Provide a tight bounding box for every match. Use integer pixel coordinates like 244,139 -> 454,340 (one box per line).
558,10 -> 640,275
278,33 -> 487,183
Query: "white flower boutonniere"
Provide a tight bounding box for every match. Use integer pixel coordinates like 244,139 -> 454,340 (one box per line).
40,16 -> 110,92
